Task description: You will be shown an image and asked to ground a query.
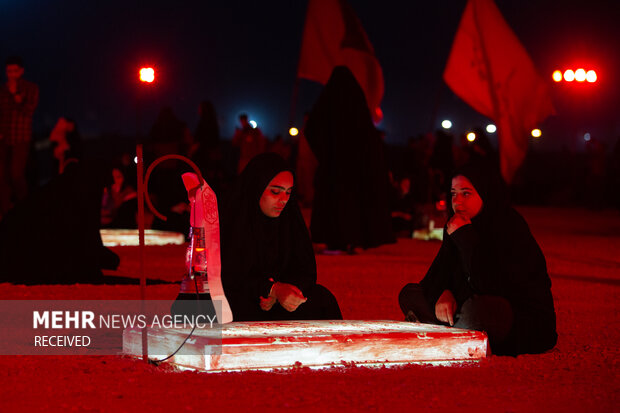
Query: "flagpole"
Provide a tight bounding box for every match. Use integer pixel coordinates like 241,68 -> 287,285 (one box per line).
289,0 -> 313,128
472,0 -> 521,184
471,0 -> 502,135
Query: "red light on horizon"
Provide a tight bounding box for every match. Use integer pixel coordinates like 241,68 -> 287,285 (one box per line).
563,70 -> 575,82
139,67 -> 155,83
575,68 -> 586,82
554,68 -> 597,83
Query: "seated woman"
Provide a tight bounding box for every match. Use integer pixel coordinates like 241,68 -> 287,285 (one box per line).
101,165 -> 138,228
399,162 -> 557,356
220,152 -> 342,321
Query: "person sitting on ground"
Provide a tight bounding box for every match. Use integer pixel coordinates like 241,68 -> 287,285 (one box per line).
398,162 -> 557,356
101,165 -> 138,228
220,152 -> 342,321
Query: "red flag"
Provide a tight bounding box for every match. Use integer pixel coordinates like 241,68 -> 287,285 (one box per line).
297,0 -> 384,123
443,0 -> 554,182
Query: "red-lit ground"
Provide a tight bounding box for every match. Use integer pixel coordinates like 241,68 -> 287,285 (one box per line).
0,207 -> 618,411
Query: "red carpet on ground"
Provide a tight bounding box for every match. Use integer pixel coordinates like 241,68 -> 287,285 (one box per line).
0,207 -> 618,411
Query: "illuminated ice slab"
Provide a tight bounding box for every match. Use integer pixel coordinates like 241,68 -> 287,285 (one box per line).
100,229 -> 185,246
123,320 -> 488,372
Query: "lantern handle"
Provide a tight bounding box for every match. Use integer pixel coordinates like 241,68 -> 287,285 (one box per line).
143,154 -> 205,222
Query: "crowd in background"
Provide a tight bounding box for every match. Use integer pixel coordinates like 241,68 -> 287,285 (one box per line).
2,56 -> 620,241
11,107 -> 620,232
10,105 -> 620,234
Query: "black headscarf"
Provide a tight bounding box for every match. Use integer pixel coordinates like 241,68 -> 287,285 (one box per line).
420,161 -> 556,355
304,66 -> 394,248
449,161 -> 511,225
219,152 -> 317,321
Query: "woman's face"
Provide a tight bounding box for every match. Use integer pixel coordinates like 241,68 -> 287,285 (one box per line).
451,175 -> 483,219
259,171 -> 294,218
112,168 -> 124,186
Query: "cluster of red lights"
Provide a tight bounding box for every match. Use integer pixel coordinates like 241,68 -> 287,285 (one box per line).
552,69 -> 597,83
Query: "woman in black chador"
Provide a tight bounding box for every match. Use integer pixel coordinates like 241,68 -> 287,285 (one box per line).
399,162 -> 557,356
304,66 -> 394,253
220,152 -> 342,321
0,161 -> 119,284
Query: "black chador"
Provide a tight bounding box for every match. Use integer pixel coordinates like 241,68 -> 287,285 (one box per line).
399,162 -> 557,356
219,153 -> 341,321
304,66 -> 394,251
0,161 -> 119,284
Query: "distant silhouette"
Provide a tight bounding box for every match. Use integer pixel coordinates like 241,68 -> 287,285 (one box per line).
231,113 -> 267,175
101,164 -> 138,228
146,107 -> 193,233
193,101 -> 220,152
49,117 -> 82,174
268,134 -> 292,161
402,134 -> 432,205
0,56 -> 39,219
429,129 -> 455,202
147,106 -> 193,161
191,101 -> 224,194
390,176 -> 418,237
295,113 -> 318,207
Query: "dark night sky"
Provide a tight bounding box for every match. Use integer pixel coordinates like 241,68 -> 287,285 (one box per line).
1,0 -> 618,150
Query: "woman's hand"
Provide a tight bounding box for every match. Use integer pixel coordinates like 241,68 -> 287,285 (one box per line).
259,295 -> 276,311
446,213 -> 471,235
435,289 -> 457,326
270,282 -> 308,312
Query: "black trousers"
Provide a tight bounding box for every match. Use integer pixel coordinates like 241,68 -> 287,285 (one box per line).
234,284 -> 343,322
399,283 -> 514,354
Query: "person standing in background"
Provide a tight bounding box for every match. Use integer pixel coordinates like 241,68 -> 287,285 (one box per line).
191,101 -> 225,194
0,56 -> 39,219
304,66 -> 394,254
232,113 -> 267,175
49,117 -> 81,174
